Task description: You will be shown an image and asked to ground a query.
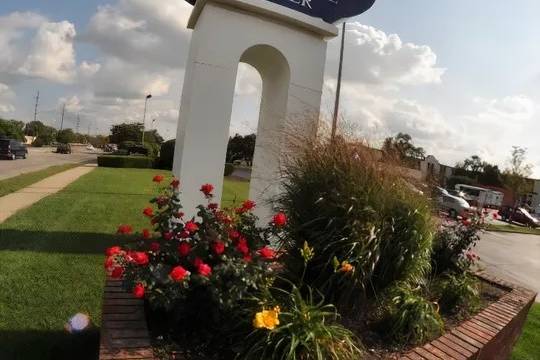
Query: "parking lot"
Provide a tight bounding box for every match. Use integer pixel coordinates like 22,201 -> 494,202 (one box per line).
477,231 -> 540,301
0,147 -> 99,180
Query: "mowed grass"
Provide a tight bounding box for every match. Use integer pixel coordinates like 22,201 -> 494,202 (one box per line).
0,163 -> 79,197
222,177 -> 250,208
0,168 -> 249,359
486,223 -> 540,236
512,303 -> 540,359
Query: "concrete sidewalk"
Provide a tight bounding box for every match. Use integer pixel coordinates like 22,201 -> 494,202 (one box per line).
0,165 -> 95,223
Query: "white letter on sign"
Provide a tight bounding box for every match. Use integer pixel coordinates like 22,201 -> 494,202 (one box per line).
302,0 -> 312,8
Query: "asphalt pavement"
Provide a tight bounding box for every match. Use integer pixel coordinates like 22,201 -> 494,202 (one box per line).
0,147 -> 99,180
476,231 -> 540,301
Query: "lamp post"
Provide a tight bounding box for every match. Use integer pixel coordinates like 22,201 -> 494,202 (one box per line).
141,94 -> 152,146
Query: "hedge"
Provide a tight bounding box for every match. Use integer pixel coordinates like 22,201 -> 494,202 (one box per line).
97,155 -> 154,169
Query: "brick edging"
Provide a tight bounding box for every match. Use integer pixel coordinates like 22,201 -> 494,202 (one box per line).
399,271 -> 537,360
99,278 -> 155,360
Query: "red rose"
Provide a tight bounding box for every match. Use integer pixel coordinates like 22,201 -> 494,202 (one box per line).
153,175 -> 164,183
156,196 -> 168,206
178,242 -> 191,257
184,221 -> 199,233
104,256 -> 114,269
272,212 -> 287,227
106,246 -> 122,257
133,283 -> 145,298
258,246 -> 275,260
150,242 -> 160,252
237,199 -> 256,213
171,178 -> 180,189
117,224 -> 133,235
178,230 -> 190,239
143,207 -> 154,217
228,229 -> 240,239
193,257 -> 203,267
111,266 -> 124,279
163,231 -> 173,240
142,228 -> 151,239
462,218 -> 472,226
212,241 -> 225,255
208,203 -> 219,210
236,237 -> 249,255
200,183 -> 214,197
243,254 -> 252,263
197,262 -> 212,277
170,265 -> 189,282
133,251 -> 149,266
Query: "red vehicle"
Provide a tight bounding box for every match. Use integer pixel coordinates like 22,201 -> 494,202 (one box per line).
499,206 -> 539,228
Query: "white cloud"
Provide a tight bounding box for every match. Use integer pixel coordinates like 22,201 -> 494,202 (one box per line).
0,82 -> 15,113
58,95 -> 83,113
328,23 -> 445,87
84,0 -> 192,69
18,21 -> 77,83
78,61 -> 101,78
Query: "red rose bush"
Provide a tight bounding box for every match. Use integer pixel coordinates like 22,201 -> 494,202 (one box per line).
104,175 -> 284,314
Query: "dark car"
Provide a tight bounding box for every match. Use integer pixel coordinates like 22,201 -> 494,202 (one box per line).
128,145 -> 149,156
499,206 -> 539,228
56,143 -> 72,154
0,138 -> 28,160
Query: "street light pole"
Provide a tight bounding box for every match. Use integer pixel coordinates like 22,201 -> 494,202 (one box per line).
331,22 -> 346,141
141,94 -> 152,146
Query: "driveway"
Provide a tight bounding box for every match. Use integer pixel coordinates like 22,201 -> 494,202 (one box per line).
476,231 -> 540,301
0,147 -> 99,180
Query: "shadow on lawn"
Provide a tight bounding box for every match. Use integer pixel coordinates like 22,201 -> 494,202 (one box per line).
0,329 -> 100,360
0,229 -> 136,254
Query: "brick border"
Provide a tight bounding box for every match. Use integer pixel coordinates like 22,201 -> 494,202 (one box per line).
99,278 -> 155,360
99,273 -> 536,360
399,271 -> 537,360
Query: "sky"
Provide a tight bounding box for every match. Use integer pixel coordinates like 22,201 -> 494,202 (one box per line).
0,0 -> 539,176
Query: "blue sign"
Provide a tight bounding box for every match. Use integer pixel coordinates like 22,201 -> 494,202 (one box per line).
186,0 -> 377,24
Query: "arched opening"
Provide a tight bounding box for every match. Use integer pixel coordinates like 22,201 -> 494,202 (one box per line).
223,44 -> 291,220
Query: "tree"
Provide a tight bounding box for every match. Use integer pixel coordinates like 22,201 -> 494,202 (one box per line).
454,155 -> 503,187
226,133 -> 256,165
109,123 -> 144,144
57,129 -> 75,144
0,118 -> 25,141
382,133 -> 425,162
503,146 -> 533,205
143,129 -> 164,144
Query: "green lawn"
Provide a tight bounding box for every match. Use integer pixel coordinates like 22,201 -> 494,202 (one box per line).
512,303 -> 540,359
0,164 -> 79,197
486,223 -> 540,236
222,177 -> 249,208
0,168 -> 249,359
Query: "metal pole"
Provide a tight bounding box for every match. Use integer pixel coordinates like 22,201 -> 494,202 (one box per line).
34,91 -> 39,122
60,103 -> 66,131
141,95 -> 151,146
331,22 -> 346,140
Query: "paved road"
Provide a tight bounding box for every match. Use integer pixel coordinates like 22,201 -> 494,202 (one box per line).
477,231 -> 540,301
0,147 -> 99,180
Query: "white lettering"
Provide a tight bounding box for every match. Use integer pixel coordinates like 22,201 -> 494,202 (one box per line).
301,0 -> 312,9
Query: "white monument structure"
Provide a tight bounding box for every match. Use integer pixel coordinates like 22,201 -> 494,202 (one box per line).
173,0 -> 339,219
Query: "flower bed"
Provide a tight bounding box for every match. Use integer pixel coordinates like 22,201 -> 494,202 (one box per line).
99,272 -> 536,360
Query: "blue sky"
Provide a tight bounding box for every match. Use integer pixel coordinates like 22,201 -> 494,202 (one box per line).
0,0 -> 539,175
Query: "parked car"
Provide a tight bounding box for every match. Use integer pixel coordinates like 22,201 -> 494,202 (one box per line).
104,144 -> 118,153
437,193 -> 472,218
499,206 -> 539,227
128,145 -> 149,156
0,138 -> 28,160
56,143 -> 72,154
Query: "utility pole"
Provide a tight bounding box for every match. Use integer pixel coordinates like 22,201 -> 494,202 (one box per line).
33,91 -> 40,122
331,22 -> 346,141
60,103 -> 66,131
76,113 -> 80,134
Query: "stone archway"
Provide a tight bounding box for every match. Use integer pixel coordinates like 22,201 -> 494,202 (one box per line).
173,0 -> 338,220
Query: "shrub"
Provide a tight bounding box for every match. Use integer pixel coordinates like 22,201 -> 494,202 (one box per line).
158,139 -> 175,169
97,155 -> 154,169
277,136 -> 434,312
433,272 -> 480,316
431,221 -> 481,275
224,163 -> 234,177
384,283 -> 443,345
241,284 -> 363,360
105,179 -> 284,339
